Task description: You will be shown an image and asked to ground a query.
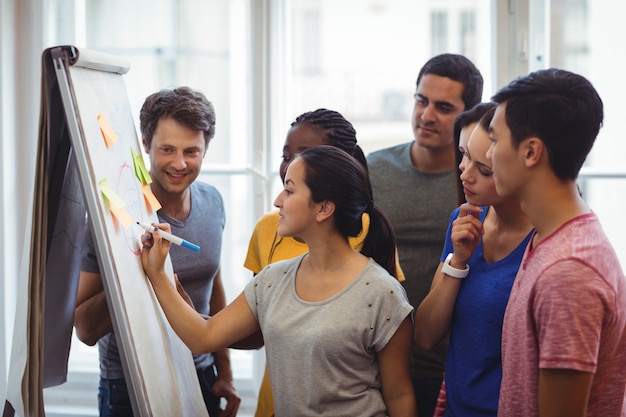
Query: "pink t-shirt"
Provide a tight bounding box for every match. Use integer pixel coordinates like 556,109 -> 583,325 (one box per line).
499,213 -> 626,416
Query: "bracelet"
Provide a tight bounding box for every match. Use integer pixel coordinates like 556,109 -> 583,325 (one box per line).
441,253 -> 470,279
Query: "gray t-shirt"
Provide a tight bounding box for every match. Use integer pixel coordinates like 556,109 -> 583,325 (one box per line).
81,181 -> 225,378
367,142 -> 458,379
244,254 -> 413,417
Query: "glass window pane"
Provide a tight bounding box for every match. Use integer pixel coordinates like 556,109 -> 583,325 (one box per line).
431,11 -> 449,54
547,0 -> 626,268
548,0 -> 624,168
460,10 -> 476,57
279,0 -> 493,172
83,0 -> 250,167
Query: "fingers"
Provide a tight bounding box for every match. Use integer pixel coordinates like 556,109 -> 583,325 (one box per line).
211,380 -> 241,417
452,218 -> 483,238
454,205 -> 484,235
140,223 -> 174,266
459,203 -> 483,219
151,222 -> 172,234
450,206 -> 485,263
220,396 -> 241,417
140,222 -> 173,280
141,222 -> 172,248
142,232 -> 153,249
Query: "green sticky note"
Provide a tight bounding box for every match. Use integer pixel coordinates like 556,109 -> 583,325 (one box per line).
99,178 -> 126,207
131,147 -> 152,184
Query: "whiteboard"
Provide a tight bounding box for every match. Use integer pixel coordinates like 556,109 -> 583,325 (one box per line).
51,45 -> 208,417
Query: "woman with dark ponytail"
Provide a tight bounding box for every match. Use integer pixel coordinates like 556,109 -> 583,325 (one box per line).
141,145 -> 416,417
243,108 -> 405,417
298,146 -> 398,278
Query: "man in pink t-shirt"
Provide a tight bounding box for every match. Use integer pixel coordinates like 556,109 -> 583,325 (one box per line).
487,68 -> 626,416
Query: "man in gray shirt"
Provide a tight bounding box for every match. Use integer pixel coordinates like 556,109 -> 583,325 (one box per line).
74,87 -> 240,417
367,54 -> 483,417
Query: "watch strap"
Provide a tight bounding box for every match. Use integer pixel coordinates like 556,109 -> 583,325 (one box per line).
441,253 -> 470,279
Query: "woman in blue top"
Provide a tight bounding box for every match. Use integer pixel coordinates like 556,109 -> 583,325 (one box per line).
414,105 -> 534,416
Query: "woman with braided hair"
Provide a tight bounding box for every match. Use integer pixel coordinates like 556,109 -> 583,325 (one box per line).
243,108 -> 405,416
141,145 -> 416,416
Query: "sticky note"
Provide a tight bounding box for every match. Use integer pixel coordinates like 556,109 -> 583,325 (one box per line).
142,183 -> 162,211
131,148 -> 152,184
109,202 -> 134,227
99,179 -> 134,227
99,179 -> 126,207
98,113 -> 118,147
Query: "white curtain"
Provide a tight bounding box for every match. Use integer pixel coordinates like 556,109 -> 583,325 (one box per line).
0,0 -> 46,407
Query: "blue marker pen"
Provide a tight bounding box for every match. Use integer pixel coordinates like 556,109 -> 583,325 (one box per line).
137,222 -> 201,252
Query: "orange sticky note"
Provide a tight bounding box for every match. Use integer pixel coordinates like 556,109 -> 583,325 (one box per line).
99,179 -> 133,227
109,202 -> 134,227
142,184 -> 162,211
98,113 -> 118,147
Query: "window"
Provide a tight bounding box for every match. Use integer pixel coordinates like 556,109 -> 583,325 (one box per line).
532,0 -> 626,267
292,4 -> 321,76
431,11 -> 449,54
278,0 -> 493,163
460,10 -> 477,57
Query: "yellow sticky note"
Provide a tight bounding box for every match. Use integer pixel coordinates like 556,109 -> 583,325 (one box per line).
142,184 -> 162,211
99,179 -> 134,227
98,112 -> 118,147
109,202 -> 134,227
99,179 -> 126,208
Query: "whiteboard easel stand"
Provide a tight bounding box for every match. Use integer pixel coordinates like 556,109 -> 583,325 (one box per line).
50,45 -> 148,417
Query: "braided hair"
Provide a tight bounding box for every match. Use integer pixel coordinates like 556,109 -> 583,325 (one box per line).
292,108 -> 371,196
291,108 -> 367,174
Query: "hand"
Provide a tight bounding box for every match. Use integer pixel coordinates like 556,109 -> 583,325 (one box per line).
211,378 -> 241,417
140,223 -> 172,283
450,204 -> 484,267
174,273 -> 195,309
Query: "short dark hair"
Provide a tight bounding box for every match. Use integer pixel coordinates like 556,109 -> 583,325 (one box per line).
140,87 -> 216,148
452,102 -> 497,204
298,146 -> 397,278
492,68 -> 603,180
416,53 -> 484,111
